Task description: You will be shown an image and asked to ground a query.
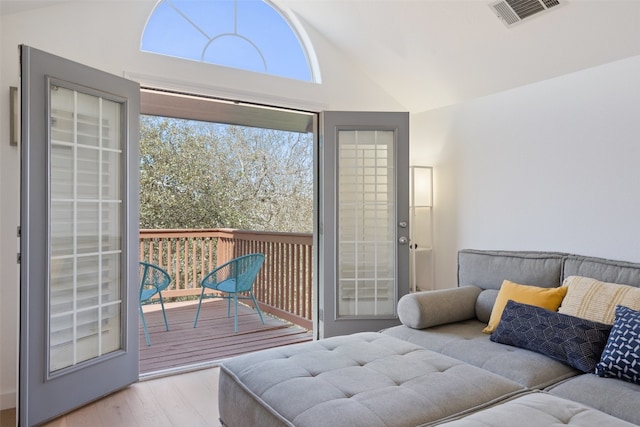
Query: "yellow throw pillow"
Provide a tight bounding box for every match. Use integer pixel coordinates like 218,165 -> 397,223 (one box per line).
482,280 -> 568,334
558,276 -> 640,324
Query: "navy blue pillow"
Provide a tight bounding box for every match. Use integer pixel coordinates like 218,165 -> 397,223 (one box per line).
490,300 -> 612,373
595,305 -> 640,385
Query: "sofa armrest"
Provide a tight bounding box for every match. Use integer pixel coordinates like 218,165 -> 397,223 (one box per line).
397,286 -> 482,329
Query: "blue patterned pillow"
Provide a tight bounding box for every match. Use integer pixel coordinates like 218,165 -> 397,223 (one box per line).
595,305 -> 640,385
490,300 -> 612,373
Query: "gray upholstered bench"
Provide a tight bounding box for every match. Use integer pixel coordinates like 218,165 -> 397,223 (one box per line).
218,332 -> 524,427
545,374 -> 640,425
434,392 -> 636,426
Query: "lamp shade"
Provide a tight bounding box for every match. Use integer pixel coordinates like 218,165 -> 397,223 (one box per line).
410,166 -> 432,207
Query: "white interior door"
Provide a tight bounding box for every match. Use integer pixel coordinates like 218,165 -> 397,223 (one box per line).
19,45 -> 140,426
319,111 -> 409,338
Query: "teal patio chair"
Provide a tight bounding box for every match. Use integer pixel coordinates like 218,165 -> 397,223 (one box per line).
139,261 -> 171,346
193,253 -> 266,333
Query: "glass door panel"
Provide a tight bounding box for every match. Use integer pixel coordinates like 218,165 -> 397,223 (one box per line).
337,130 -> 396,317
49,84 -> 123,375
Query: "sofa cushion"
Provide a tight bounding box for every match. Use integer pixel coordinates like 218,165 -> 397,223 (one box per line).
383,322 -> 579,389
547,374 -> 640,425
563,255 -> 640,287
218,332 -> 524,427
483,280 -> 567,333
398,286 -> 481,329
435,392 -> 636,427
458,250 -> 565,291
475,289 -> 499,323
559,276 -> 640,324
595,305 -> 640,385
490,300 -> 611,373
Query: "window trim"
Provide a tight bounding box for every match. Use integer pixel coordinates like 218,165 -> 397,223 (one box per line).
140,87 -> 316,134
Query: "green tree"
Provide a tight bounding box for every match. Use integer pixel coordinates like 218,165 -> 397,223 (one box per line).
139,116 -> 313,233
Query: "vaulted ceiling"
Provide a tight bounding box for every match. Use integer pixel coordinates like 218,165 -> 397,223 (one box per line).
3,0 -> 640,112
279,0 -> 640,112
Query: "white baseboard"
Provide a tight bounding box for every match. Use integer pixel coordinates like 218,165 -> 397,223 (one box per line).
1,390 -> 16,411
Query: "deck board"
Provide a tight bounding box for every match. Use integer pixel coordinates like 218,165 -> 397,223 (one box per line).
140,299 -> 312,374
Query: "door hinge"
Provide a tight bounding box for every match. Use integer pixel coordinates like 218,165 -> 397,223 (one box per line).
17,253 -> 21,264
318,308 -> 324,321
17,226 -> 21,237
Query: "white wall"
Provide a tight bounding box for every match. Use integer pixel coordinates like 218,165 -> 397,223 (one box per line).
0,41 -> 20,413
412,54 -> 640,289
0,0 -> 404,409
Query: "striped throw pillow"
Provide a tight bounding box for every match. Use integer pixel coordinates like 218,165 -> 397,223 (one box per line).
558,276 -> 640,324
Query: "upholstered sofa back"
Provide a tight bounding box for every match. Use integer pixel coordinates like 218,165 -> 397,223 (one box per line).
563,255 -> 640,286
458,249 -> 640,322
458,250 -> 566,289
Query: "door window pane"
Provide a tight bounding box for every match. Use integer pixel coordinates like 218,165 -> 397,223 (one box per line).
77,148 -> 100,199
337,130 -> 396,317
48,83 -> 124,373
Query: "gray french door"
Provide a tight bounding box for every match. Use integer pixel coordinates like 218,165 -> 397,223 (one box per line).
319,111 -> 409,338
19,45 -> 139,426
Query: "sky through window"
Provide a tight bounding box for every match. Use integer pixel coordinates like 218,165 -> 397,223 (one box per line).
141,0 -> 313,82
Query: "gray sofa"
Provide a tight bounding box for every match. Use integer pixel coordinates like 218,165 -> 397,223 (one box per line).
218,249 -> 640,426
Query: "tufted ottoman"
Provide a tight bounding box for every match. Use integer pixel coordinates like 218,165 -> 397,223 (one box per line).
434,392 -> 636,426
218,332 -> 524,427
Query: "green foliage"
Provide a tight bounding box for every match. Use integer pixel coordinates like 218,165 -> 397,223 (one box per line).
140,116 -> 313,233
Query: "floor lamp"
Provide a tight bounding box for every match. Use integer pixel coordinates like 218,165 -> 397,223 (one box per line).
409,166 -> 433,293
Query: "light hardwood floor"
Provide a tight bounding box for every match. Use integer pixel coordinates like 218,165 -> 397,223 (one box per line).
37,367 -> 222,427
0,409 -> 16,427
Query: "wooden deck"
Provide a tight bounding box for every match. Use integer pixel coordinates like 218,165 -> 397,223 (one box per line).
139,299 -> 312,374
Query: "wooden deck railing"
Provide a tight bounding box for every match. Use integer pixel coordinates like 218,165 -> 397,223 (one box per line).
139,228 -> 313,330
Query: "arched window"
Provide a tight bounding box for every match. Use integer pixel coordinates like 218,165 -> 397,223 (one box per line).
141,0 -> 317,82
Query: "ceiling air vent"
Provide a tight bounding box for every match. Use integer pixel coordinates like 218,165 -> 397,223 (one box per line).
490,0 -> 561,27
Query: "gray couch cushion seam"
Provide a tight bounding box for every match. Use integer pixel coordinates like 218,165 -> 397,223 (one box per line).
418,390 -> 531,427
429,391 -> 637,426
